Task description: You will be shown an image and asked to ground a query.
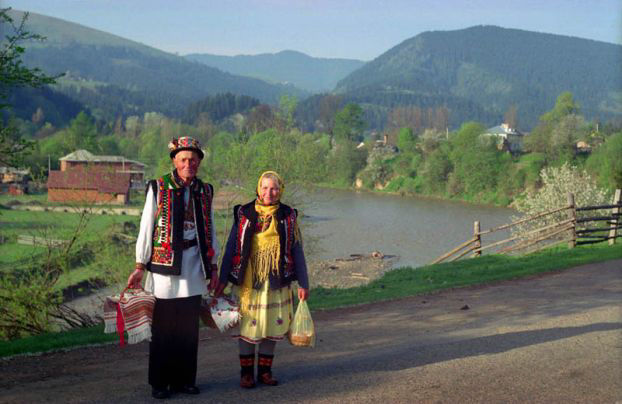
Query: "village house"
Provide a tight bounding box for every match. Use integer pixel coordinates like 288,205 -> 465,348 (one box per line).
46,150 -> 146,205
483,123 -> 525,154
0,167 -> 31,195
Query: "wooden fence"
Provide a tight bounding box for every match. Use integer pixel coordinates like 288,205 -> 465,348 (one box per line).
17,234 -> 68,248
431,189 -> 622,265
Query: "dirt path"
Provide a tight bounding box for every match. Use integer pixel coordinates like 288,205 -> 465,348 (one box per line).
1,260 -> 621,403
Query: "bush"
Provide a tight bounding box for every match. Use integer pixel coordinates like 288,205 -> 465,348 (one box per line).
511,163 -> 611,244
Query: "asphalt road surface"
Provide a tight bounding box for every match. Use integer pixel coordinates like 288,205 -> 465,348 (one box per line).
1,259 -> 620,403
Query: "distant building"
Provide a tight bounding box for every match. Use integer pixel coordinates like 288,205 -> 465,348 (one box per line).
0,167 -> 31,195
46,150 -> 146,205
58,150 -> 146,190
47,167 -> 131,204
483,123 -> 525,154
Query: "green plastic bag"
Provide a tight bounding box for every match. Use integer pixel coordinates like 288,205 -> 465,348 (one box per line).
288,300 -> 315,347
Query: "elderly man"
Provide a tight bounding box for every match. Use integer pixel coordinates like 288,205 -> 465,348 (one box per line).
127,136 -> 219,399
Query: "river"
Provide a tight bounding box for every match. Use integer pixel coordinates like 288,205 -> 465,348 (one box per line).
297,187 -> 517,268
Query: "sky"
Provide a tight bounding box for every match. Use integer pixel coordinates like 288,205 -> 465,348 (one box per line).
3,0 -> 621,60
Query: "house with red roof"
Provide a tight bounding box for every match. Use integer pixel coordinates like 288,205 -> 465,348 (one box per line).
47,150 -> 146,205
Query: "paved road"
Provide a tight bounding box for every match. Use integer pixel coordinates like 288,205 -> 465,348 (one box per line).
1,260 -> 621,403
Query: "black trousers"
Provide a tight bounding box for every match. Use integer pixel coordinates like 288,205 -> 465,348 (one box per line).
148,295 -> 202,389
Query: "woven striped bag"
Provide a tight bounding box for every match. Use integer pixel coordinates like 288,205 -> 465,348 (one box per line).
104,287 -> 155,346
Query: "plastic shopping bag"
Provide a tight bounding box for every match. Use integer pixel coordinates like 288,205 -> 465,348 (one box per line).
288,300 -> 315,347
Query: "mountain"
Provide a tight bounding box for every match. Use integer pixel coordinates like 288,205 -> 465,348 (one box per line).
334,26 -> 622,130
8,10 -> 308,121
185,50 -> 365,93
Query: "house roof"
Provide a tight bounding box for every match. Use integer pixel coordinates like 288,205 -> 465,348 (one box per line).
47,167 -> 131,194
485,124 -> 522,136
59,150 -> 146,167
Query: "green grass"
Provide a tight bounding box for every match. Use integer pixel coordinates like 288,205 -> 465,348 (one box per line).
0,325 -> 119,358
308,242 -> 622,310
2,241 -> 620,358
0,208 -> 140,271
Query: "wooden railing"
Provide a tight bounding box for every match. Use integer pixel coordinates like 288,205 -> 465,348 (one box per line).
431,189 -> 621,265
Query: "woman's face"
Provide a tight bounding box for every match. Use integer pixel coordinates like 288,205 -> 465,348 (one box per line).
260,177 -> 280,205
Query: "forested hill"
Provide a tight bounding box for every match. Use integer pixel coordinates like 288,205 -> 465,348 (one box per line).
8,10 -> 308,120
185,50 -> 365,93
335,25 -> 622,130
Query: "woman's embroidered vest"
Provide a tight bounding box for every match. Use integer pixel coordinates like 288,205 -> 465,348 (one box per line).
229,201 -> 297,289
148,172 -> 214,277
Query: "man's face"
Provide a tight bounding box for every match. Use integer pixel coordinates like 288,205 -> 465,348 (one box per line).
172,150 -> 201,183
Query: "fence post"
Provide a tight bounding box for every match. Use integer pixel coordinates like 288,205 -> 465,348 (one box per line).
567,193 -> 576,248
609,189 -> 621,246
473,221 -> 481,257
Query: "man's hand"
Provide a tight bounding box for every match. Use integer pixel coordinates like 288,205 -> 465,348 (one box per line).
127,263 -> 145,288
298,288 -> 310,301
208,265 -> 219,293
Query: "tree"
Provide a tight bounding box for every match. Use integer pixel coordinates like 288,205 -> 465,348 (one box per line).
512,163 -> 610,242
278,95 -> 297,131
524,92 -> 582,161
317,94 -> 342,134
66,111 -> 98,152
396,127 -> 417,153
333,103 -> 365,142
0,9 -> 58,166
245,104 -> 275,134
541,92 -> 579,123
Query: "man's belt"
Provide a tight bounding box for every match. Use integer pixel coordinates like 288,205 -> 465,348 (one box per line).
182,238 -> 198,249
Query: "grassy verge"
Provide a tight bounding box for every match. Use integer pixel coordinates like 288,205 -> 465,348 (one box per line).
0,325 -> 118,358
309,242 -> 622,310
1,242 -> 621,358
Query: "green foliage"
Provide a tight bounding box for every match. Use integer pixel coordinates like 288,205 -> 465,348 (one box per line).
586,132 -> 622,189
447,122 -> 509,200
66,111 -> 98,152
420,143 -> 452,194
333,103 -> 365,141
540,92 -> 580,123
327,140 -> 368,187
517,153 -> 547,190
184,93 -> 259,124
0,8 -> 58,167
278,95 -> 298,130
396,127 -> 417,153
524,93 -> 587,163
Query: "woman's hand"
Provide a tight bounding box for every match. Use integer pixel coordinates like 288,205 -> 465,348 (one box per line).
298,288 -> 309,301
214,282 -> 227,297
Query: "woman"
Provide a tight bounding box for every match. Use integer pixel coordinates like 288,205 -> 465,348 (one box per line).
216,171 -> 310,388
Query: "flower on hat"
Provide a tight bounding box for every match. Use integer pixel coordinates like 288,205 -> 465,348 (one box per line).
168,138 -> 179,152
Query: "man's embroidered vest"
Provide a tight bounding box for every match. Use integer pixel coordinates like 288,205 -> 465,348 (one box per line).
228,201 -> 297,290
147,172 -> 214,277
